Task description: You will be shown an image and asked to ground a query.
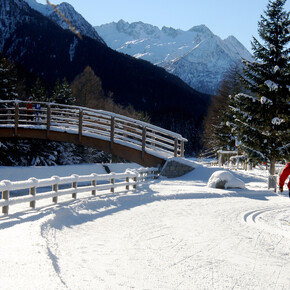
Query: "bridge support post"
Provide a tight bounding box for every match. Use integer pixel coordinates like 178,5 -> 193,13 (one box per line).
79,109 -> 83,142
14,102 -> 19,136
110,116 -> 115,151
46,104 -> 51,138
142,127 -> 146,160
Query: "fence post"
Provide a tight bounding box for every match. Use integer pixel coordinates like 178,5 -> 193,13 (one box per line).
14,102 -> 19,136
52,184 -> 58,203
2,180 -> 11,215
91,174 -> 97,196
2,189 -> 10,215
52,176 -> 60,203
110,116 -> 115,152
72,174 -> 78,199
72,182 -> 77,198
126,177 -> 129,190
47,104 -> 51,138
110,176 -> 115,193
133,175 -> 137,190
29,178 -> 38,209
79,109 -> 83,142
29,187 -> 36,208
91,180 -> 96,196
153,169 -> 159,179
142,126 -> 146,160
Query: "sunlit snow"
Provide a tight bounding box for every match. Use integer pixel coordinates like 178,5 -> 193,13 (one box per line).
0,160 -> 289,289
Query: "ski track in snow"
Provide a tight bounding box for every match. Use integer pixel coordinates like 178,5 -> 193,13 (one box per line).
0,163 -> 289,289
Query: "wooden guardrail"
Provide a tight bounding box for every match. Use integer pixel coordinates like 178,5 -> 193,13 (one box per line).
0,100 -> 187,159
0,167 -> 158,215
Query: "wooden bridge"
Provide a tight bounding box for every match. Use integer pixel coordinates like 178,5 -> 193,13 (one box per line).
0,100 -> 187,167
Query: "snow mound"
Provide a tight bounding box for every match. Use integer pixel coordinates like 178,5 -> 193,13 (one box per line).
207,170 -> 245,189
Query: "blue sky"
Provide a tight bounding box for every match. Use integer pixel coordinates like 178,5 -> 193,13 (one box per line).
38,0 -> 290,52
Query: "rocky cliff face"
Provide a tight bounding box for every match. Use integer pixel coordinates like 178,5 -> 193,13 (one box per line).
24,0 -> 105,43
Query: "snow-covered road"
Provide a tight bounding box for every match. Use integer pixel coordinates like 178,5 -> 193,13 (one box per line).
0,163 -> 289,289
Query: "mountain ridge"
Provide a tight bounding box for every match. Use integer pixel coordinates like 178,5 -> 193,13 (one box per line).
95,20 -> 253,94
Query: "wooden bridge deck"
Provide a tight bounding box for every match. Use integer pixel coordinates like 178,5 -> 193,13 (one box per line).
0,100 -> 187,167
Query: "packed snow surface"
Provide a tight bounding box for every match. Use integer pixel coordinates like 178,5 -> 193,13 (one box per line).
0,161 -> 290,289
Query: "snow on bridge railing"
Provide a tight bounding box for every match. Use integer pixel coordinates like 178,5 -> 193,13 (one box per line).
0,167 -> 159,215
0,100 -> 187,158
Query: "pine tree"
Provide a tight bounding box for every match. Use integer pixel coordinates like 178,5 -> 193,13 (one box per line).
52,78 -> 75,105
0,52 -> 18,100
30,78 -> 48,102
203,65 -> 243,151
231,0 -> 290,174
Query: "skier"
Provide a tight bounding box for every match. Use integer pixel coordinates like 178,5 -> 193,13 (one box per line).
279,162 -> 290,198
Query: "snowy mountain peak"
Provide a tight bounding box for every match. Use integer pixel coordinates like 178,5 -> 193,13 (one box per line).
161,26 -> 182,38
189,24 -> 213,36
95,20 -> 253,94
23,0 -> 51,15
24,0 -> 105,43
223,35 -> 251,60
113,20 -> 161,39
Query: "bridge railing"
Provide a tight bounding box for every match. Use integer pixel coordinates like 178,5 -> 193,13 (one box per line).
0,100 -> 187,158
0,167 -> 159,215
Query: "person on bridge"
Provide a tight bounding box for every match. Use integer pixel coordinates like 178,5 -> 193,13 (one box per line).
34,102 -> 41,124
279,162 -> 290,198
26,97 -> 33,122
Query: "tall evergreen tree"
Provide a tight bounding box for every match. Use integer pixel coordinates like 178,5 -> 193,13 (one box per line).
52,78 -> 75,105
30,78 -> 48,102
203,65 -> 243,151
231,0 -> 290,174
0,52 -> 18,100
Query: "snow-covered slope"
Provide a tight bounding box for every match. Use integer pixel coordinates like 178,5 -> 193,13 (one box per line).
0,0 -> 32,51
25,0 -> 105,44
95,20 -> 253,94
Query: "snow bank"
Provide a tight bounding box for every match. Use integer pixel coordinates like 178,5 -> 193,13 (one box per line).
207,170 -> 245,189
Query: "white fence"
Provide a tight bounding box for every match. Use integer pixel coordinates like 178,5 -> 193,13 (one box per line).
0,167 -> 158,215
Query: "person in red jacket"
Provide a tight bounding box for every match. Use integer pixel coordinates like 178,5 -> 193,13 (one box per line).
26,97 -> 33,122
279,162 -> 290,197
